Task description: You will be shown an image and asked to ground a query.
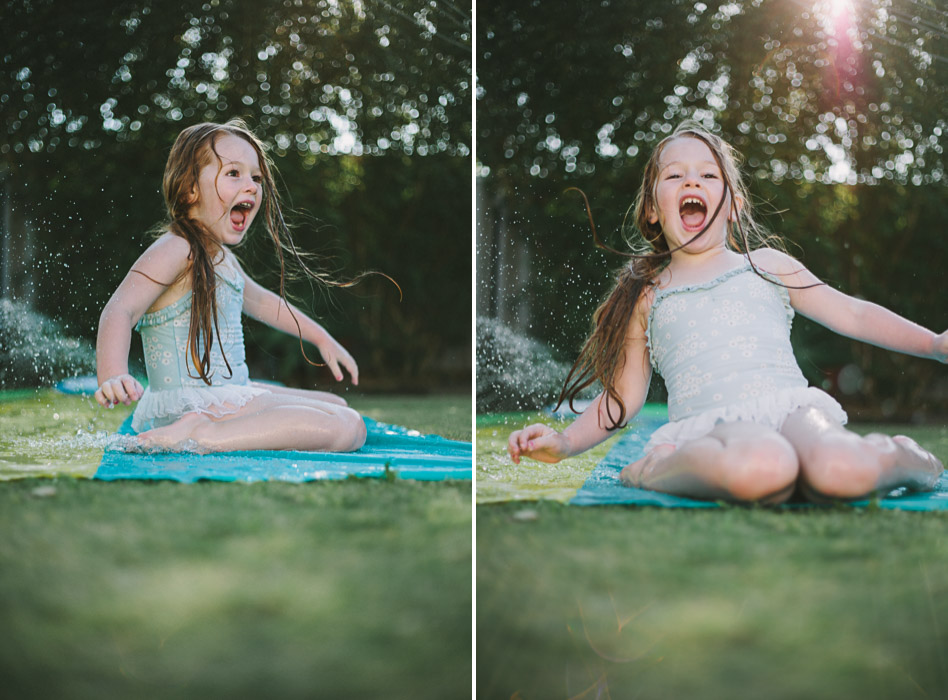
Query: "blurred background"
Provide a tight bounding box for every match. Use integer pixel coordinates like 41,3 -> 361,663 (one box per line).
1,0 -> 471,394
477,0 -> 947,421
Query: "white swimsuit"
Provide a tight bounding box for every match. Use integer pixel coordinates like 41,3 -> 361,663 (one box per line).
643,260 -> 847,450
130,259 -> 267,433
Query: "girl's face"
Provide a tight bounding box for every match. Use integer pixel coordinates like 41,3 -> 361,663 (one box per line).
649,136 -> 732,255
190,133 -> 262,246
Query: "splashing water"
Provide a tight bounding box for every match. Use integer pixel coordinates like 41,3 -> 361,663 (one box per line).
0,390 -> 129,479
476,315 -> 597,414
107,434 -> 210,455
0,298 -> 96,390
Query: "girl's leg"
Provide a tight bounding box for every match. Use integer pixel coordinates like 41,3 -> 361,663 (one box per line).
779,406 -> 943,502
249,381 -> 348,406
619,421 -> 799,504
136,392 -> 366,452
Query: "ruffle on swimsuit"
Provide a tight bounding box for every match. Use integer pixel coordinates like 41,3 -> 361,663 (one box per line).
131,259 -> 268,433
643,260 -> 847,451
644,386 -> 847,450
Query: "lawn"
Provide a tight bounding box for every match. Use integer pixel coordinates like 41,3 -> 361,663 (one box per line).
477,414 -> 948,699
0,391 -> 472,700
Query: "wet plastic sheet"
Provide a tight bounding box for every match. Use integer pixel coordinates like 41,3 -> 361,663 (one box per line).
571,416 -> 948,510
96,414 -> 472,483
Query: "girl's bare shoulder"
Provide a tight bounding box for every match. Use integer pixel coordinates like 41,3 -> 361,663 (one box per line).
142,232 -> 191,262
747,247 -> 803,276
132,232 -> 191,287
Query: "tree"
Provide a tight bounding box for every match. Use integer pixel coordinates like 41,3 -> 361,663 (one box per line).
1,0 -> 472,391
477,0 -> 947,418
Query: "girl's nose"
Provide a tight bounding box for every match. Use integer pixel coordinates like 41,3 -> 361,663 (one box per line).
683,171 -> 702,187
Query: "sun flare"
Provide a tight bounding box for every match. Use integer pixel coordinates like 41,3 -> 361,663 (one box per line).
829,0 -> 850,18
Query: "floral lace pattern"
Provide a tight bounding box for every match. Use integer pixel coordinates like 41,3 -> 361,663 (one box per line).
643,260 -> 846,448
131,259 -> 268,432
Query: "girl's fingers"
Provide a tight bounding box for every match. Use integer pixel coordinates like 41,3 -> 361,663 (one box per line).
530,433 -> 559,452
507,431 -> 523,460
97,384 -> 118,408
343,355 -> 359,386
326,357 -> 343,382
110,382 -> 130,405
519,424 -> 548,450
94,388 -> 108,407
509,425 -> 555,463
95,374 -> 142,408
121,376 -> 141,402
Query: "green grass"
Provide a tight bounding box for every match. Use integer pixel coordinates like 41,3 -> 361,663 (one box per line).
0,391 -> 472,700
476,418 -> 948,699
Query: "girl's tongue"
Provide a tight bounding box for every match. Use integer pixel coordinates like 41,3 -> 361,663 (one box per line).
230,207 -> 247,231
680,199 -> 707,231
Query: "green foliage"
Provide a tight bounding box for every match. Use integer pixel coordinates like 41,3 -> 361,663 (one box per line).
1,0 -> 472,391
478,0 -> 947,418
3,0 -> 470,156
479,0 -> 944,182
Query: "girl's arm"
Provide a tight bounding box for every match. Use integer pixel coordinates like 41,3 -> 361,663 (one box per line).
95,234 -> 191,407
508,293 -> 653,464
236,260 -> 359,385
752,248 -> 947,361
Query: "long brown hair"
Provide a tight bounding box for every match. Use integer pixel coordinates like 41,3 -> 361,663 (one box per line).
556,121 -> 807,429
141,118 -> 363,384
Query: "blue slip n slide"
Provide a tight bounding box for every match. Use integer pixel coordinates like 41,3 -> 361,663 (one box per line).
96,414 -> 472,483
570,409 -> 948,510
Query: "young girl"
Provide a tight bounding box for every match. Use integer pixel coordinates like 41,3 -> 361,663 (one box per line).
95,119 -> 367,453
508,122 -> 946,504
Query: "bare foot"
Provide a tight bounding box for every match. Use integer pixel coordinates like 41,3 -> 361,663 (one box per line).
619,444 -> 676,488
135,412 -> 213,452
892,435 -> 944,490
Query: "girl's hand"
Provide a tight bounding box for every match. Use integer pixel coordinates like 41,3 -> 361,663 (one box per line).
508,424 -> 571,464
94,374 -> 144,408
316,333 -> 359,386
934,330 -> 948,363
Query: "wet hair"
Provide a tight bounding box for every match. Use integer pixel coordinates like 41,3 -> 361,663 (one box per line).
556,120 -> 807,430
137,118 -> 354,384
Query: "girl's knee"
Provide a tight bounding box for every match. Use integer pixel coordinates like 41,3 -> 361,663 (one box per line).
799,435 -> 886,500
349,410 -> 367,449
314,391 -> 348,407
720,435 -> 799,503
330,407 -> 365,452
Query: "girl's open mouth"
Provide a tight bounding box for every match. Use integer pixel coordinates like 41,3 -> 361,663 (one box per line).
679,195 -> 708,232
229,201 -> 254,232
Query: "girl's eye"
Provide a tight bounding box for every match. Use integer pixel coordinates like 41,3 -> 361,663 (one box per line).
252,176 -> 263,184
227,169 -> 240,177
666,173 -> 681,179
702,173 -> 718,179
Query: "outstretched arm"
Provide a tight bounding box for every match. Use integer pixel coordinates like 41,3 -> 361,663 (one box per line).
237,260 -> 358,385
508,294 -> 653,464
95,234 -> 190,407
752,249 -> 946,362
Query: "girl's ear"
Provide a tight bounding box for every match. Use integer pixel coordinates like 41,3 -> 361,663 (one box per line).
647,204 -> 659,224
